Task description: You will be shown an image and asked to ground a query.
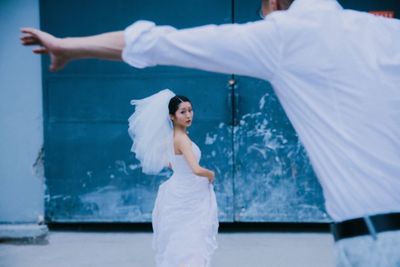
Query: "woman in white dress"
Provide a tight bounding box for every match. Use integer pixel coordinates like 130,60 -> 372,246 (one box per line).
128,89 -> 219,267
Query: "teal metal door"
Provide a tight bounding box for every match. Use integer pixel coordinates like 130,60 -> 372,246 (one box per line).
41,0 -> 234,222
229,0 -> 399,222
232,0 -> 328,222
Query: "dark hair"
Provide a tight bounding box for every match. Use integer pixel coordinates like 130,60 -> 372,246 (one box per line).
168,95 -> 192,115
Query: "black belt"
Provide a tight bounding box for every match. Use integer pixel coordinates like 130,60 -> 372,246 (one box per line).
331,212 -> 400,242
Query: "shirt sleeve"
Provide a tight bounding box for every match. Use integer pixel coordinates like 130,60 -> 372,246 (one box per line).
122,19 -> 281,81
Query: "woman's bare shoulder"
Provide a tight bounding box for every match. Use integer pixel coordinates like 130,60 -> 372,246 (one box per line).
174,133 -> 192,153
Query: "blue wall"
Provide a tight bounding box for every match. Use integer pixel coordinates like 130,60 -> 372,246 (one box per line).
1,0 -> 398,224
39,0 -> 328,223
0,0 -> 44,223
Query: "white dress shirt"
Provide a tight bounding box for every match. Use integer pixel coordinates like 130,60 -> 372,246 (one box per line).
122,0 -> 400,222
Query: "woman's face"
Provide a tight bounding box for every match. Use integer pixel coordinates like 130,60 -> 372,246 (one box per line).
172,101 -> 193,128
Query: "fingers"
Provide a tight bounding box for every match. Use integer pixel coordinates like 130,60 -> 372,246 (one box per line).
20,28 -> 42,46
20,27 -> 40,36
49,64 -> 57,72
49,55 -> 66,72
21,36 -> 41,46
33,47 -> 48,54
49,62 -> 58,72
20,27 -> 51,46
49,63 -> 65,72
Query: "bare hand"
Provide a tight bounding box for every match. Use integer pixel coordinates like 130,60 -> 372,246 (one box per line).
208,171 -> 215,183
20,28 -> 70,71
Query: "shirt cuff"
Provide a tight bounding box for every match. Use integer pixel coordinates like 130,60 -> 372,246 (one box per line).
122,20 -> 157,68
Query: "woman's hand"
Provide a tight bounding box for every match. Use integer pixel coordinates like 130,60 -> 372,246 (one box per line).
207,171 -> 215,183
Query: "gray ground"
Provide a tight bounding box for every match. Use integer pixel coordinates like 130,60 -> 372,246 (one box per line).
0,231 -> 335,267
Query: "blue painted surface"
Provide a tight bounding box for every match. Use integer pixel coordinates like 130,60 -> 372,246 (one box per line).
0,0 -> 44,223
231,0 -> 328,222
44,75 -> 234,222
41,0 -> 234,222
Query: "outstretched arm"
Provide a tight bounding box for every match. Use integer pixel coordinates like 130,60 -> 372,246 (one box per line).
21,17 -> 280,79
122,19 -> 280,80
20,28 -> 124,71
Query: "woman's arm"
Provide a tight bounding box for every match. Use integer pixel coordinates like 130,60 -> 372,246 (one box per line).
176,136 -> 215,183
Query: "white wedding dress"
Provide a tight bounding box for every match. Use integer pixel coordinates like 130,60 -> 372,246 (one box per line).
152,141 -> 219,267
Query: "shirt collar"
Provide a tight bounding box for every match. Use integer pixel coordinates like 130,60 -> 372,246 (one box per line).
289,0 -> 343,12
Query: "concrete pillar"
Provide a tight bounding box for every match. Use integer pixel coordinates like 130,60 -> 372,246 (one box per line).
0,0 -> 47,239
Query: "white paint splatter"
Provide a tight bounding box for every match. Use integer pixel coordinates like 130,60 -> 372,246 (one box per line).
115,160 -> 129,175
129,164 -> 140,170
259,93 -> 269,109
205,133 -> 218,145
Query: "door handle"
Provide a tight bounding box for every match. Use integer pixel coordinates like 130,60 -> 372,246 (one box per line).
227,78 -> 239,126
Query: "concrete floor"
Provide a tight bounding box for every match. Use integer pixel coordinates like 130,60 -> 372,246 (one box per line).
0,231 -> 336,267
